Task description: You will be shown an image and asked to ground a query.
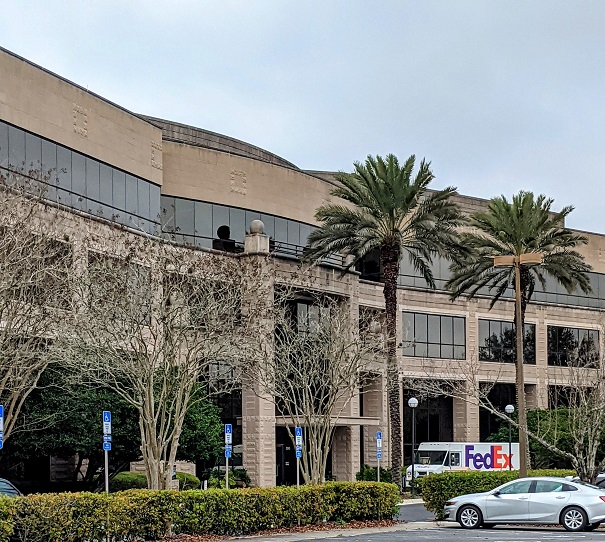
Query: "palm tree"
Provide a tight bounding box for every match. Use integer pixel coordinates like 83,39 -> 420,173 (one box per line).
446,191 -> 591,477
303,154 -> 463,488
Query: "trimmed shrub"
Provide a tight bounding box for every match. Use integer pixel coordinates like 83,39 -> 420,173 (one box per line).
355,464 -> 392,483
6,482 -> 399,539
111,472 -> 147,491
177,472 -> 201,490
420,469 -> 575,519
0,497 -> 14,542
111,471 -> 201,491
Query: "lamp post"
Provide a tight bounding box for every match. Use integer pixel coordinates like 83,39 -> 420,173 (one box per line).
505,404 -> 515,471
493,252 -> 541,477
408,397 -> 418,496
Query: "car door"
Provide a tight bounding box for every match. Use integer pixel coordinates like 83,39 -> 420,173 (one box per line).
528,480 -> 573,523
485,480 -> 534,522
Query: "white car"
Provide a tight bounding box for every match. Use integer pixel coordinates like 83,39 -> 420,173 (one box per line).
444,477 -> 605,532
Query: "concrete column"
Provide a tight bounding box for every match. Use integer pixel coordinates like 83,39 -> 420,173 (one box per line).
331,426 -> 361,481
241,221 -> 275,487
453,382 -> 480,441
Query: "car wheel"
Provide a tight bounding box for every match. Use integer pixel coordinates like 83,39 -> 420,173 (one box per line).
585,523 -> 600,531
457,505 -> 483,529
561,506 -> 588,532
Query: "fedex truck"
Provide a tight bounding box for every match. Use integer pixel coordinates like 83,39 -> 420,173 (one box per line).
405,441 -> 519,484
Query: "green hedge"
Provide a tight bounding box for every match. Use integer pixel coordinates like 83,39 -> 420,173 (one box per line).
421,469 -> 575,519
4,482 -> 398,541
111,471 -> 201,491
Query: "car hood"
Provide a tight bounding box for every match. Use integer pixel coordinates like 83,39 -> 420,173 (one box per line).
452,491 -> 490,502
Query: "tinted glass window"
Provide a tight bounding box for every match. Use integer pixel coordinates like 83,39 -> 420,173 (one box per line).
478,319 -> 536,364
534,480 -> 565,493
402,311 -> 466,359
548,325 -> 599,367
499,480 -> 532,494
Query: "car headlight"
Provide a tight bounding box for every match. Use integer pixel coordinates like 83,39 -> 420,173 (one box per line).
445,501 -> 457,506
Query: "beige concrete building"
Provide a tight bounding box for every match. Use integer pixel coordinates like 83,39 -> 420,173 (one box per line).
1,46 -> 603,487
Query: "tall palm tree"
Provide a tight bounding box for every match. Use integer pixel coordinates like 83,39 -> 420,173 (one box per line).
303,154 -> 463,487
446,191 -> 591,477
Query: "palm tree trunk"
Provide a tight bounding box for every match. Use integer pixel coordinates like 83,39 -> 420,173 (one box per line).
514,262 -> 528,477
381,247 -> 401,489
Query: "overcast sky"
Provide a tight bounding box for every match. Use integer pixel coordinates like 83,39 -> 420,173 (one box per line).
3,1 -> 604,231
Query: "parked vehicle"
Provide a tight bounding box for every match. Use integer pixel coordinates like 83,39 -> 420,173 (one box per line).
0,478 -> 21,496
405,441 -> 519,484
444,476 -> 605,531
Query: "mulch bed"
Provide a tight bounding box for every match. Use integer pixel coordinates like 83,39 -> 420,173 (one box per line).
163,519 -> 398,541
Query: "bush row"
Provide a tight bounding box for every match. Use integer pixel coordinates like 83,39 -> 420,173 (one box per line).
420,469 -> 575,519
111,471 -> 201,491
0,481 -> 399,542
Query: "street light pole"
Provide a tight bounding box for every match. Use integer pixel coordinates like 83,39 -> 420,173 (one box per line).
505,404 -> 515,471
408,397 -> 418,497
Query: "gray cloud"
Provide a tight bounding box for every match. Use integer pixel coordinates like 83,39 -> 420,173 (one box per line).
2,0 -> 604,230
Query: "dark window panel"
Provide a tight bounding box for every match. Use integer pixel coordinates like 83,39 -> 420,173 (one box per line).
194,201 -> 213,243
71,152 -> 87,210
98,164 -> 114,220
260,214 -> 275,240
454,346 -> 466,360
299,223 -> 312,247
8,125 -> 25,170
441,345 -> 454,359
441,316 -> 453,344
453,317 -> 465,346
149,184 -> 161,229
0,122 -> 8,168
56,146 -> 72,206
161,196 -> 175,233
212,205 -> 230,239
402,312 -> 414,344
25,132 -> 42,172
414,313 -> 428,342
274,217 -> 288,243
427,315 -> 440,343
85,158 -> 100,215
111,171 -> 125,222
229,207 -> 246,243
175,198 -> 195,244
125,174 -> 138,216
287,220 -> 301,247
41,139 -> 57,201
428,344 -> 440,358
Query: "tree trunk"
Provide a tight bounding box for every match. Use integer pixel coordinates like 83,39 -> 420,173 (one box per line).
515,263 -> 528,477
381,246 -> 401,489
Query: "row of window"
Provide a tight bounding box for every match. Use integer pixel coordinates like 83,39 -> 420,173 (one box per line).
5,119 -> 605,313
401,311 -> 600,366
0,120 -> 161,234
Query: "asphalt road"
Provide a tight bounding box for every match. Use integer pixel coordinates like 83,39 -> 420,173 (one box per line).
397,503 -> 434,522
251,525 -> 605,542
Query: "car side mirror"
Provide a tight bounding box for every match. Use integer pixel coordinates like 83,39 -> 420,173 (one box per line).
491,490 -> 500,497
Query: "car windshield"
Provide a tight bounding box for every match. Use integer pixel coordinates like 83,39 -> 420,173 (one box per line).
416,450 -> 447,465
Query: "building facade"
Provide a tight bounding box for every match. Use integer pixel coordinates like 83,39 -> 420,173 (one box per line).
1,46 -> 605,487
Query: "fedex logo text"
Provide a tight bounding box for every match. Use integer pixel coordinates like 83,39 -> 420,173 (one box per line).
465,445 -> 512,470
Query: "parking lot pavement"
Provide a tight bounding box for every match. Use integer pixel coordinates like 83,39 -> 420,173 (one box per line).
247,524 -> 605,542
397,502 -> 434,522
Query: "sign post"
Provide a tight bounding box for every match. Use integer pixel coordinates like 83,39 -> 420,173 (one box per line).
0,405 -> 4,451
102,411 -> 111,494
224,424 -> 232,490
295,427 -> 303,488
376,431 -> 382,483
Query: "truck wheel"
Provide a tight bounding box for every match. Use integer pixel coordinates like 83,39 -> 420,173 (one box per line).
457,505 -> 483,529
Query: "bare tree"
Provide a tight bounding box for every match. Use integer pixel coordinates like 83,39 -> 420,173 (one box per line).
63,238 -> 249,489
245,287 -> 380,484
410,339 -> 605,482
0,176 -> 73,440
